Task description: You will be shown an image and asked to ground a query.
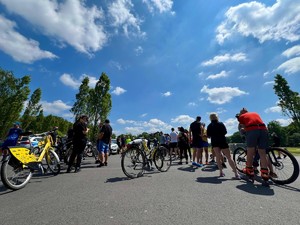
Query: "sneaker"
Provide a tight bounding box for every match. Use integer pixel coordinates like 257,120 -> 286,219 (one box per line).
220,172 -> 225,177
95,159 -> 100,164
97,162 -> 104,167
104,162 -> 108,166
74,167 -> 81,173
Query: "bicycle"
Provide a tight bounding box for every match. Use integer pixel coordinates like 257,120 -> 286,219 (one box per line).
121,138 -> 172,179
1,132 -> 61,190
233,146 -> 299,185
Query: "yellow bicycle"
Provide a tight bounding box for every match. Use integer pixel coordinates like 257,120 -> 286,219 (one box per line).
1,132 -> 61,190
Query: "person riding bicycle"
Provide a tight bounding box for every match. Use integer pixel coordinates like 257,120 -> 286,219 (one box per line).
237,108 -> 270,180
1,122 -> 23,157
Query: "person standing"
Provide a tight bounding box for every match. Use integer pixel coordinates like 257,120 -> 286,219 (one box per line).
189,116 -> 203,166
207,113 -> 240,179
169,128 -> 178,158
67,115 -> 89,173
177,127 -> 189,164
97,119 -> 112,167
201,123 -> 209,165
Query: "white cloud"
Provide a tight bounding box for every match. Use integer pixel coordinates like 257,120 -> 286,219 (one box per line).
206,70 -> 229,80
238,75 -> 248,79
216,0 -> 300,44
143,0 -> 174,14
263,81 -> 275,86
162,91 -> 172,97
282,45 -> 300,58
109,60 -> 123,70
59,73 -> 98,89
112,87 -> 127,95
0,15 -> 57,63
200,85 -> 248,104
140,113 -> 148,118
224,118 -> 239,135
171,115 -> 194,125
277,57 -> 300,74
41,100 -> 72,115
59,73 -> 81,89
275,118 -> 292,126
265,106 -> 281,113
107,0 -> 145,37
0,0 -> 107,55
188,102 -> 197,107
134,46 -> 143,56
201,53 -> 247,66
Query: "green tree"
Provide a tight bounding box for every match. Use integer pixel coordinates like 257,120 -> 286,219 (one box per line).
21,88 -> 42,131
70,77 -> 91,121
89,72 -> 112,142
229,131 -> 244,143
273,74 -> 300,130
267,120 -> 287,146
0,68 -> 31,138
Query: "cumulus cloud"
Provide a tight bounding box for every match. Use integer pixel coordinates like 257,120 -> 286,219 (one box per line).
59,73 -> 98,89
265,106 -> 281,113
275,118 -> 292,126
263,81 -> 275,86
200,85 -> 248,104
143,0 -> 174,14
107,0 -> 145,37
171,115 -> 194,124
206,70 -> 229,80
0,15 -> 57,63
112,87 -> 127,95
134,46 -> 143,56
0,0 -> 107,55
216,0 -> 300,44
41,100 -> 72,115
201,53 -> 247,66
224,118 -> 239,135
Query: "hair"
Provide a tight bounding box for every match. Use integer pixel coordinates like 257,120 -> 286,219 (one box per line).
105,119 -> 110,123
171,128 -> 174,131
196,116 -> 201,121
240,107 -> 248,114
209,113 -> 218,121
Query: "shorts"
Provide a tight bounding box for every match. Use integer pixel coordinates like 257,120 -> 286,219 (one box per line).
97,141 -> 109,154
192,138 -> 203,149
245,129 -> 268,149
202,141 -> 209,147
169,142 -> 177,148
211,142 -> 229,149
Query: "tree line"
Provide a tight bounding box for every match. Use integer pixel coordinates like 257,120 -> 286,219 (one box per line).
0,67 -> 299,146
0,68 -> 111,141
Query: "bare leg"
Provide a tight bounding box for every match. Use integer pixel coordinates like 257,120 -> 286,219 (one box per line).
221,148 -> 238,176
214,147 -> 223,176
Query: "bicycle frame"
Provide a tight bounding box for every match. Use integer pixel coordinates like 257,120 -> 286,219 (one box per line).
8,135 -> 52,165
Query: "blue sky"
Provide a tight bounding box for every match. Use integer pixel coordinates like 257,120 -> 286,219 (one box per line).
0,0 -> 300,136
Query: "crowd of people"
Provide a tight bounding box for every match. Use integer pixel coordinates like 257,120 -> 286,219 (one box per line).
0,107 -> 278,181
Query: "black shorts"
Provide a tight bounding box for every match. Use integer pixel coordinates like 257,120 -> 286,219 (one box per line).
169,142 -> 177,148
211,141 -> 229,149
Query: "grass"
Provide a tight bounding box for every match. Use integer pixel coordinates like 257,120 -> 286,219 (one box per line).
286,147 -> 300,156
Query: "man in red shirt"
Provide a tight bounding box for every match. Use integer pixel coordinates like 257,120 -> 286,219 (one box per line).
238,108 -> 269,180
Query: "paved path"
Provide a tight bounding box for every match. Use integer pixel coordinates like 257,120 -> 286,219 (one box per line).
0,155 -> 299,225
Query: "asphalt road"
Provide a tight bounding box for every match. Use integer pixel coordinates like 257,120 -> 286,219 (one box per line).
0,154 -> 300,225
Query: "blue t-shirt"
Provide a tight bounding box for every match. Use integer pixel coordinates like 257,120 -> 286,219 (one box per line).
2,127 -> 23,147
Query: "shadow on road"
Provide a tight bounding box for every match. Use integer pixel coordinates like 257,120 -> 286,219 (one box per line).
177,165 -> 201,172
236,181 -> 275,195
105,177 -> 129,183
273,184 -> 300,193
196,176 -> 226,184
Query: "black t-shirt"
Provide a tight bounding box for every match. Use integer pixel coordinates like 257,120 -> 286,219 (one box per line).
190,121 -> 201,139
100,124 -> 112,144
73,121 -> 87,142
207,120 -> 227,144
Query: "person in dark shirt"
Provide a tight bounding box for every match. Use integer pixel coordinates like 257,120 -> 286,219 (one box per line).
67,115 -> 89,173
207,113 -> 240,179
97,119 -> 112,167
189,116 -> 203,166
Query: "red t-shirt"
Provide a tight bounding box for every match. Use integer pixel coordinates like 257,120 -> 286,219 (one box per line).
238,112 -> 267,131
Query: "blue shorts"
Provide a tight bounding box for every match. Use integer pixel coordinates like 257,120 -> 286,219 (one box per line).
97,141 -> 109,154
202,141 -> 209,147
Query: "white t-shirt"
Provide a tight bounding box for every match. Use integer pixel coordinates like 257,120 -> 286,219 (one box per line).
169,131 -> 178,143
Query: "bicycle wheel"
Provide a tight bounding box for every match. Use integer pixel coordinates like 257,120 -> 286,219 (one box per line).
121,147 -> 145,179
268,147 -> 299,185
1,155 -> 33,190
85,146 -> 94,157
233,147 -> 247,173
153,146 -> 172,172
45,150 -> 61,175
